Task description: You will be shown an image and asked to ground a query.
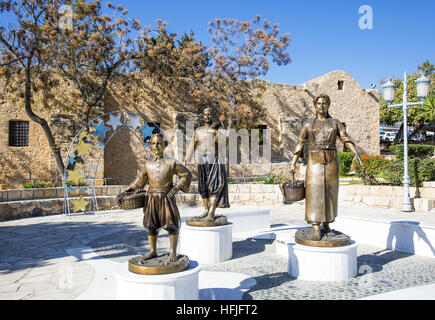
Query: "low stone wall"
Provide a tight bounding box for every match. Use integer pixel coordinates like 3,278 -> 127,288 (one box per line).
0,196 -> 120,221
2,182 -> 434,221
0,185 -> 128,220
185,162 -> 307,181
340,183 -> 435,212
0,184 -> 286,221
0,185 -> 127,202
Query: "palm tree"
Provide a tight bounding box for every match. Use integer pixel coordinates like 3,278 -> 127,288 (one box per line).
421,94 -> 435,125
404,94 -> 435,142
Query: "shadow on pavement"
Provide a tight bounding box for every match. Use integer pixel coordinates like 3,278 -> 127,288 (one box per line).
231,238 -> 275,260
0,220 -> 143,273
243,272 -> 293,300
357,249 -> 413,274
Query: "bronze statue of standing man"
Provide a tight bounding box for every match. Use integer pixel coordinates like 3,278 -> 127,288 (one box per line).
290,94 -> 363,245
125,133 -> 192,274
185,107 -> 230,225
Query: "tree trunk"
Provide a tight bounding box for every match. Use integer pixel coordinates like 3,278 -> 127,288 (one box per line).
393,122 -> 404,144
225,110 -> 234,178
408,123 -> 425,141
24,61 -> 65,181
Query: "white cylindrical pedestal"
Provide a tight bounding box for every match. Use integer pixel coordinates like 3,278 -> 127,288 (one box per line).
179,223 -> 233,264
114,261 -> 200,300
288,241 -> 358,281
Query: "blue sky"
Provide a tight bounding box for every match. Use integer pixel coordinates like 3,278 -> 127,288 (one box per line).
111,0 -> 434,89
2,0 -> 434,89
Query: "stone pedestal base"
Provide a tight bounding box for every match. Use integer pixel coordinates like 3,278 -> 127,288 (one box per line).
186,215 -> 228,227
114,261 -> 200,300
275,229 -> 299,258
288,241 -> 358,281
128,254 -> 189,275
179,223 -> 233,264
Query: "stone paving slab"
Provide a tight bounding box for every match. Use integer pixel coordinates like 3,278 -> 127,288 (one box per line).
0,204 -> 435,300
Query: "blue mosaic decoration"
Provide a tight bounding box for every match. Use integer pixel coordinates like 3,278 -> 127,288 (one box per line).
106,114 -> 123,131
93,120 -> 110,139
127,115 -> 143,131
97,140 -> 105,148
140,123 -> 155,140
64,111 -> 163,217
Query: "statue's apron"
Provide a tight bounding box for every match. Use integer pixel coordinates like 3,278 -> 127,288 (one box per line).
305,119 -> 339,223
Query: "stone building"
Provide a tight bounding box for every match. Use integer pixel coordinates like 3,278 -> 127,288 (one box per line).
0,70 -> 379,185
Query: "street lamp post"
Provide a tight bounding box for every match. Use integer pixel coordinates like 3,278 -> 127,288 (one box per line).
382,72 -> 431,212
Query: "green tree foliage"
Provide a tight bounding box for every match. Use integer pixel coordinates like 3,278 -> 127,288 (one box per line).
338,152 -> 355,176
418,59 -> 435,75
379,71 -> 435,126
421,93 -> 435,125
379,61 -> 435,144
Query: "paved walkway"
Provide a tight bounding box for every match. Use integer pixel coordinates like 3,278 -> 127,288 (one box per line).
1,203 -> 435,300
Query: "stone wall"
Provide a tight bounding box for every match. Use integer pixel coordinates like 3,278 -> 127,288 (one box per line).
0,78 -> 105,186
2,181 -> 435,221
0,94 -> 57,185
100,70 -> 379,183
340,184 -> 435,212
0,70 -> 379,185
256,70 -> 380,160
0,184 -> 287,221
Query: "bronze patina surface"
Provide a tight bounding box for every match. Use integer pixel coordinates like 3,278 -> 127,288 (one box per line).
185,107 -> 229,226
295,228 -> 351,247
122,133 -> 192,271
290,94 -> 363,244
186,215 -> 228,227
128,254 -> 190,275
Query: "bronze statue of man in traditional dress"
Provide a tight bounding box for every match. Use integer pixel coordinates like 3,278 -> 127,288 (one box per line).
290,94 -> 363,244
125,133 -> 192,273
185,107 -> 230,224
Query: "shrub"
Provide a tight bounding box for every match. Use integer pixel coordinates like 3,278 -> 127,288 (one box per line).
380,161 -> 403,186
338,152 -> 354,176
391,144 -> 435,161
23,182 -> 55,189
353,154 -> 390,184
257,175 -> 286,184
382,159 -> 435,187
65,181 -> 88,187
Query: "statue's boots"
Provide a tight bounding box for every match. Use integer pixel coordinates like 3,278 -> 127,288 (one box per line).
311,224 -> 321,241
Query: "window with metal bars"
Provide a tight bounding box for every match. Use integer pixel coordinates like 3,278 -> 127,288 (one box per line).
257,125 -> 268,145
9,121 -> 29,147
